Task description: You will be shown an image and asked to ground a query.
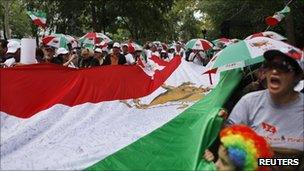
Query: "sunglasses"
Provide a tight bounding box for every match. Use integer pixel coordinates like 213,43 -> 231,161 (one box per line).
263,61 -> 295,73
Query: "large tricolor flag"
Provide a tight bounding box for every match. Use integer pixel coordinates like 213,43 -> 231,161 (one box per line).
1,56 -> 242,170
26,11 -> 47,28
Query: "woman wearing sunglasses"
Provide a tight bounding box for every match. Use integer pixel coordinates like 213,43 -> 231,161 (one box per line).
226,48 -> 303,170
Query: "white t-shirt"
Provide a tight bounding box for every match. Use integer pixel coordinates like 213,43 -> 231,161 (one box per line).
175,49 -> 185,58
124,53 -> 135,65
188,51 -> 206,65
227,90 -> 304,151
144,49 -> 152,59
151,51 -> 160,58
167,53 -> 174,61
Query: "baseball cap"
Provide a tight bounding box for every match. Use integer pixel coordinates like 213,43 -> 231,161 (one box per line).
113,42 -> 121,48
264,48 -> 303,73
6,41 -> 20,53
56,47 -> 69,56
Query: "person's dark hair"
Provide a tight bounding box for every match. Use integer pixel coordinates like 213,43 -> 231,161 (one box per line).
51,55 -> 64,64
0,39 -> 8,49
144,44 -> 150,50
36,48 -> 44,63
67,43 -> 72,51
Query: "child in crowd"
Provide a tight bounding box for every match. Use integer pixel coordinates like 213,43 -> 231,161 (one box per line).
203,124 -> 273,171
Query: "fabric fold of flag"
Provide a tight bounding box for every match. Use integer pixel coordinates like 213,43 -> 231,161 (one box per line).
0,57 -> 181,118
1,59 -> 218,170
86,69 -> 242,170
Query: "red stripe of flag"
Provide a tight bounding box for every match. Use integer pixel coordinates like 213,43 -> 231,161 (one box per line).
0,57 -> 181,118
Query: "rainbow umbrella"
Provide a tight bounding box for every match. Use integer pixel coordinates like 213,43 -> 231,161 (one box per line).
185,39 -> 213,51
42,34 -> 69,49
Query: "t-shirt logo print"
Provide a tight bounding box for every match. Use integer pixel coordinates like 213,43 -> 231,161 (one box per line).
261,122 -> 277,134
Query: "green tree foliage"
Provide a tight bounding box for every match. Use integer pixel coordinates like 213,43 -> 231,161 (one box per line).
21,0 -> 175,42
0,0 -> 32,39
167,0 -> 204,41
198,0 -> 304,47
107,0 -> 174,42
3,0 -> 304,47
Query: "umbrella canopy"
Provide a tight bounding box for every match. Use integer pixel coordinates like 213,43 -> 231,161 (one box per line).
245,31 -> 287,41
124,42 -> 142,53
206,37 -> 303,71
42,34 -> 69,49
79,32 -> 112,46
122,42 -> 143,53
185,39 -> 213,51
96,41 -> 108,50
203,50 -> 246,75
65,35 -> 79,49
212,38 -> 233,47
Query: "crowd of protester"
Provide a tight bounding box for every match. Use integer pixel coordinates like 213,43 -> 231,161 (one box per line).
0,38 -> 219,69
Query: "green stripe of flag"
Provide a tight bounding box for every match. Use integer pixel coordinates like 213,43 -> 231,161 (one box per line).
27,11 -> 46,19
86,69 -> 243,170
278,6 -> 290,15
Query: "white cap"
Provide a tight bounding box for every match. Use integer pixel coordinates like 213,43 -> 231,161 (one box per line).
102,47 -> 108,52
56,47 -> 69,56
113,42 -> 121,48
7,41 -> 21,53
94,48 -> 102,53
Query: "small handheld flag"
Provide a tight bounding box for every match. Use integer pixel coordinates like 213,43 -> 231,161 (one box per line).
26,11 -> 47,28
265,6 -> 290,26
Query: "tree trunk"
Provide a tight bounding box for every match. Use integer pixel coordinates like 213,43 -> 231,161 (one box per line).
121,17 -> 134,40
3,0 -> 11,39
101,1 -> 106,34
2,9 -> 6,39
91,0 -> 97,32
